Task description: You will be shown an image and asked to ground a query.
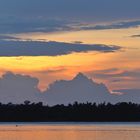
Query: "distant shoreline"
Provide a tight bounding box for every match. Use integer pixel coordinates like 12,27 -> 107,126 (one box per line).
0,102 -> 140,122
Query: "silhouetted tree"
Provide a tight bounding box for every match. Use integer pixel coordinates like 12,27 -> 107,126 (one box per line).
0,101 -> 140,122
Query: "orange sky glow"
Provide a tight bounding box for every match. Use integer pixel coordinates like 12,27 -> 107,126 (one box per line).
0,26 -> 140,91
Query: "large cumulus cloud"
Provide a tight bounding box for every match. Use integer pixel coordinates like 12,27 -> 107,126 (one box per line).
0,72 -> 42,104
0,72 -> 140,105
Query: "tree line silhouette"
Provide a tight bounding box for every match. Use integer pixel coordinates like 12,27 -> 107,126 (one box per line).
0,101 -> 140,122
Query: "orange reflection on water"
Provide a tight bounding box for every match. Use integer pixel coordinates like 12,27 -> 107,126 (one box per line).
0,124 -> 140,140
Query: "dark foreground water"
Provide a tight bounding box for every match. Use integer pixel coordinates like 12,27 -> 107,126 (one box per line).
0,123 -> 140,140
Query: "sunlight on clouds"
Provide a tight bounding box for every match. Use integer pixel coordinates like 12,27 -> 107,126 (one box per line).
0,50 -> 139,91
12,26 -> 140,61
0,26 -> 140,91
13,26 -> 140,47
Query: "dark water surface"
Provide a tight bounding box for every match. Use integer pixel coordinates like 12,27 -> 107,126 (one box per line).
0,122 -> 140,140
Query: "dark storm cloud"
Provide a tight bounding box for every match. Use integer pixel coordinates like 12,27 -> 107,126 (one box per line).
0,40 -> 121,56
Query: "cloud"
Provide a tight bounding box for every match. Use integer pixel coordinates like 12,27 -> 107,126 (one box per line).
0,17 -> 140,34
131,34 -> 140,38
0,35 -> 20,40
0,72 -> 140,105
92,68 -> 118,74
0,0 -> 140,34
0,40 -> 121,56
0,72 -> 115,105
79,20 -> 140,30
0,72 -> 42,104
0,17 -> 74,34
89,69 -> 140,81
86,68 -> 140,89
44,73 -> 117,105
113,89 -> 140,103
36,67 -> 67,75
44,73 -> 140,105
114,89 -> 140,95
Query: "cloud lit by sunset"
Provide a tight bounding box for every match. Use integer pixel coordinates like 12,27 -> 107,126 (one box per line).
0,0 -> 140,104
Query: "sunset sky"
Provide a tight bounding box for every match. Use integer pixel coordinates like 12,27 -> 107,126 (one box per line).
0,0 -> 140,94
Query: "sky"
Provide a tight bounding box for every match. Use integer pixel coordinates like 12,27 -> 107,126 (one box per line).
0,0 -> 140,103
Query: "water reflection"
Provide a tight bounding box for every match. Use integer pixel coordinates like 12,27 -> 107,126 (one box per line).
0,123 -> 140,140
